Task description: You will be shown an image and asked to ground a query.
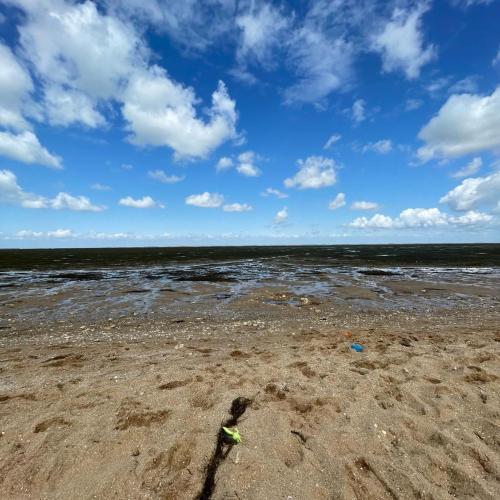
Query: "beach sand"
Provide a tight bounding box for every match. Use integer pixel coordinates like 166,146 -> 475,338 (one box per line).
1,293 -> 499,499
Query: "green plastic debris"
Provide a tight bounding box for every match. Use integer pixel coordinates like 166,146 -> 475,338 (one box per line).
222,427 -> 241,444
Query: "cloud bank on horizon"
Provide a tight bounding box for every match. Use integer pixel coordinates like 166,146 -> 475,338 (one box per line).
0,0 -> 499,246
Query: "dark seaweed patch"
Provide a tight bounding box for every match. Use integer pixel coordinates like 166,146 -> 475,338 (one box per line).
358,269 -> 400,276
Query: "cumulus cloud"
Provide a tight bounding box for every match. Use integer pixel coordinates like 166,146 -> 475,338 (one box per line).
148,169 -> 184,184
236,151 -> 261,177
452,157 -> 482,178
440,171 -> 500,211
349,213 -> 394,229
43,85 -> 106,128
123,75 -> 238,160
371,4 -> 435,79
284,156 -> 337,189
351,201 -> 379,210
0,42 -> 33,131
215,151 -> 261,176
0,169 -> 104,210
118,195 -> 164,208
216,156 -> 233,172
185,192 -> 224,208
0,169 -> 47,208
261,187 -> 288,199
362,139 -> 393,154
223,203 -> 252,212
324,134 -> 342,150
47,229 -> 75,238
0,130 -> 61,168
50,192 -> 105,211
328,193 -> 346,210
417,87 -> 500,160
349,207 -> 493,229
274,206 -> 288,224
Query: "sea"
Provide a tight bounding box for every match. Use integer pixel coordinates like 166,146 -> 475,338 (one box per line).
1,244 -> 499,323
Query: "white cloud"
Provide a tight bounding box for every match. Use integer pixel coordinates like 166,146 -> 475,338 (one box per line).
148,169 -> 184,184
351,201 -> 379,210
236,150 -> 261,177
216,151 -> 262,176
440,171 -> 500,211
284,3 -> 354,105
324,134 -> 342,150
329,193 -> 346,210
236,4 -> 289,67
87,231 -> 131,240
261,187 -> 289,199
17,1 -> 145,101
451,210 -> 493,224
397,207 -> 448,227
352,99 -> 366,124
0,42 -> 33,131
452,157 -> 482,178
119,195 -> 164,208
350,213 -> 394,228
50,192 -> 104,211
123,73 -> 238,160
285,35 -> 354,104
349,207 -> 493,229
0,169 -> 104,211
0,130 -> 61,168
11,229 -> 136,240
91,183 -> 111,191
0,169 -> 47,208
371,4 -> 435,79
104,0 -> 236,52
223,203 -> 253,212
47,229 -> 75,238
274,206 -> 288,224
185,192 -> 224,208
417,87 -> 500,160
14,229 -> 74,239
11,0 -> 238,160
284,156 -> 337,189
216,156 -> 233,171
43,85 -> 105,128
362,139 -> 393,154
15,230 -> 44,239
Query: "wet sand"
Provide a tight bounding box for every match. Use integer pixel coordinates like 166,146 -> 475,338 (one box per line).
1,276 -> 500,499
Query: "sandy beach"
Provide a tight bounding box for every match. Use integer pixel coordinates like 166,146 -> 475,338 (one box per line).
1,264 -> 499,500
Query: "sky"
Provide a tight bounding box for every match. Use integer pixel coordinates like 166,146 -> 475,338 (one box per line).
0,0 -> 499,248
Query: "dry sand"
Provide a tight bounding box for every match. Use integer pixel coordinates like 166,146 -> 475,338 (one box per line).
1,301 -> 499,499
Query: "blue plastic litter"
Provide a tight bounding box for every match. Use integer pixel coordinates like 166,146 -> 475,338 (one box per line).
351,343 -> 364,352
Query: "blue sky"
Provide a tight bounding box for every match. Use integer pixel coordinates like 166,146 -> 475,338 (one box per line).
0,0 -> 499,247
